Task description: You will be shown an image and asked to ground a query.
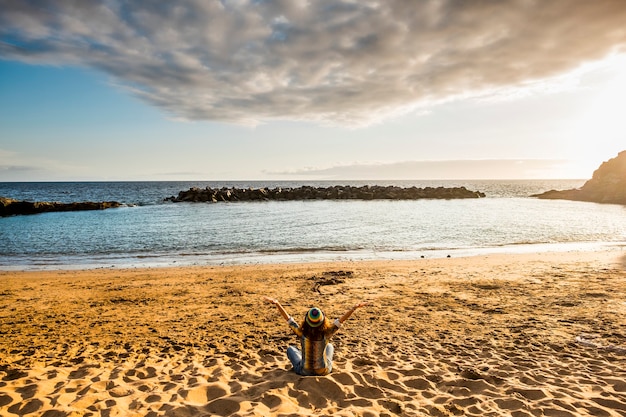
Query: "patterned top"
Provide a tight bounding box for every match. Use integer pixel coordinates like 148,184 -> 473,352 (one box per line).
288,317 -> 339,375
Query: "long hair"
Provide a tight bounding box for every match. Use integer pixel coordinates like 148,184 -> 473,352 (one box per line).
300,315 -> 334,341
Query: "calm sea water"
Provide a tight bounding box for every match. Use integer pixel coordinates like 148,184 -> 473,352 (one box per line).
1,180 -> 625,270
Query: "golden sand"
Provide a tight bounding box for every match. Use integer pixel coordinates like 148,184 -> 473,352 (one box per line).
1,251 -> 625,416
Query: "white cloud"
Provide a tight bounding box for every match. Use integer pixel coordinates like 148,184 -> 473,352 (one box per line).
1,0 -> 626,126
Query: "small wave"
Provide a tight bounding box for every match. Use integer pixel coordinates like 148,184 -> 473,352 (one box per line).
257,246 -> 359,254
494,240 -> 553,247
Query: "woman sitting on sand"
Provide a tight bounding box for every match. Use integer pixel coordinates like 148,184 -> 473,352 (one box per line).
263,297 -> 369,376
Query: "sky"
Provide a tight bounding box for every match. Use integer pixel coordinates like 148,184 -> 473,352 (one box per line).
1,0 -> 626,181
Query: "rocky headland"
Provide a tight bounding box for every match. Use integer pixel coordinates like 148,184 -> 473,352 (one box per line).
532,150 -> 626,204
165,185 -> 486,203
0,197 -> 122,217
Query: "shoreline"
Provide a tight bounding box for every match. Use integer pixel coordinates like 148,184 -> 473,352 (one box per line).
2,251 -> 625,416
3,241 -> 625,272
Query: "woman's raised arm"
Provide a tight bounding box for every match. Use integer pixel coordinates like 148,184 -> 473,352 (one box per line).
263,296 -> 291,321
339,301 -> 370,324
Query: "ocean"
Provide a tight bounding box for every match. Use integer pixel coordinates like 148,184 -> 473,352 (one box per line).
1,180 -> 625,270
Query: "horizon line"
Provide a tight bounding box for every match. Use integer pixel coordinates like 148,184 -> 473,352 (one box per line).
0,178 -> 588,183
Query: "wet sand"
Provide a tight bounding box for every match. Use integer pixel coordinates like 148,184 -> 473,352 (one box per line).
1,251 -> 625,416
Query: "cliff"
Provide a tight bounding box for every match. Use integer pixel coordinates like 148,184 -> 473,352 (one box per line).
533,150 -> 626,204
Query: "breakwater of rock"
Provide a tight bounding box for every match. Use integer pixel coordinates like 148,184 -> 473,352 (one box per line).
165,185 -> 485,203
0,197 -> 122,217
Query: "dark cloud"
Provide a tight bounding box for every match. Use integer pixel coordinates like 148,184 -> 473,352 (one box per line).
0,164 -> 45,181
0,165 -> 39,172
1,0 -> 625,125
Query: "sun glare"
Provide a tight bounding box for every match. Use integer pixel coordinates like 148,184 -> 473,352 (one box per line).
570,55 -> 626,175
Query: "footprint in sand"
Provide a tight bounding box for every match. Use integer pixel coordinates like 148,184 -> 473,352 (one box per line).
205,398 -> 240,415
68,367 -> 91,380
329,371 -> 358,385
109,386 -> 134,398
494,397 -> 527,411
8,399 -> 43,415
145,394 -> 161,403
607,378 -> 626,392
136,366 -> 158,379
353,384 -> 385,399
591,397 -> 626,413
15,383 -> 38,400
260,393 -> 283,409
403,377 -> 434,391
180,383 -> 228,404
378,398 -> 404,415
0,394 -> 13,407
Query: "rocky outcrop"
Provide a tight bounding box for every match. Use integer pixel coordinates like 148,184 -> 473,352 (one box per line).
165,185 -> 485,203
0,197 -> 122,217
532,151 -> 626,204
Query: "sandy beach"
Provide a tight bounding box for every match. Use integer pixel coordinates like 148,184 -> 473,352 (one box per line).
1,251 -> 625,416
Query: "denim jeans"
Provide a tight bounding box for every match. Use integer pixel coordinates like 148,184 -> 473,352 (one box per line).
287,344 -> 334,375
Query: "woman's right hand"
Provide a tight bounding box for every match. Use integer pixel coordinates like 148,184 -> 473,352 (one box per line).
262,296 -> 278,305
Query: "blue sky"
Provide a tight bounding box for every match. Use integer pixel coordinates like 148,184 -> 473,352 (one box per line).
1,1 -> 626,181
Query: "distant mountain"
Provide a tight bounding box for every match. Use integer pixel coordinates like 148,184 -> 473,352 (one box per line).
533,151 -> 626,204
